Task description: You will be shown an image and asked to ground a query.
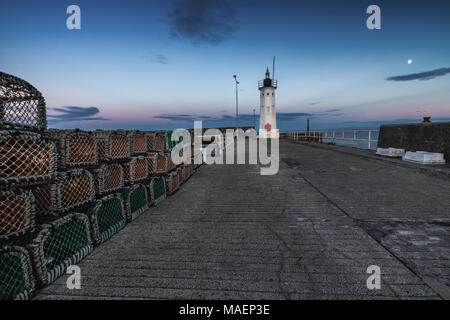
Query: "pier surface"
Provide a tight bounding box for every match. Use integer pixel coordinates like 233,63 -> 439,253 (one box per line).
36,140 -> 450,300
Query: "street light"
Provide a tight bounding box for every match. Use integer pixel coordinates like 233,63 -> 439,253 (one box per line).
233,75 -> 239,133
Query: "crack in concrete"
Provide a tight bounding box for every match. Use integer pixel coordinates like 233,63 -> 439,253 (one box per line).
297,172 -> 447,300
263,223 -> 297,300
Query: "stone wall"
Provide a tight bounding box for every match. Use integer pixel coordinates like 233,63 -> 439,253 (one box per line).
377,122 -> 450,160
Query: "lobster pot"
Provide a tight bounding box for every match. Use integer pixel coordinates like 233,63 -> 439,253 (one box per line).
191,157 -> 196,172
107,131 -> 131,160
123,157 -> 148,185
168,153 -> 177,172
0,131 -> 57,187
168,130 -> 189,152
122,184 -> 148,222
92,130 -> 109,161
164,171 -> 179,196
0,72 -> 47,131
190,131 -> 197,158
33,169 -> 95,215
82,194 -> 125,245
190,130 -> 195,145
148,177 -> 166,205
0,246 -> 35,300
146,132 -> 156,152
29,213 -> 93,286
177,167 -> 184,186
167,130 -> 182,151
194,152 -> 204,168
147,153 -> 157,176
156,153 -> 169,174
92,163 -> 124,195
128,131 -> 147,155
92,130 -> 131,161
45,129 -> 97,168
182,164 -> 191,182
187,161 -> 193,176
167,131 -> 174,151
0,190 -> 35,241
155,132 -> 167,152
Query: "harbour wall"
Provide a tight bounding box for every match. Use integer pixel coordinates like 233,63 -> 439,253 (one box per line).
377,122 -> 450,161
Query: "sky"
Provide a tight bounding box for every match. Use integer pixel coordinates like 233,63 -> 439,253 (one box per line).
1,0 -> 449,131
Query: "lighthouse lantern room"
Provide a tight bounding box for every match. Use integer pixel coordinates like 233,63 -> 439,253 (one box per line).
258,67 -> 279,139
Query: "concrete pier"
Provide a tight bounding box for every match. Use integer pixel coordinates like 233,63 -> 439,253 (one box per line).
35,139 -> 449,300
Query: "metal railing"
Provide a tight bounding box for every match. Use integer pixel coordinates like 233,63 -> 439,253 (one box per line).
284,130 -> 379,150
258,79 -> 278,89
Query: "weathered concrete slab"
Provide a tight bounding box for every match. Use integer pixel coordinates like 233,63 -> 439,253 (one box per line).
34,140 -> 448,300
282,140 -> 450,298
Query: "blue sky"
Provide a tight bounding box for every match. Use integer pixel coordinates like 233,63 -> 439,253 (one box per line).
1,0 -> 449,131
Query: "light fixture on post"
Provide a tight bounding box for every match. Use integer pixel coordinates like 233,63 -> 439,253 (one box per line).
233,75 -> 239,137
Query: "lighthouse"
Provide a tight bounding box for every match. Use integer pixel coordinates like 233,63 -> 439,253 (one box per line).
258,68 -> 279,138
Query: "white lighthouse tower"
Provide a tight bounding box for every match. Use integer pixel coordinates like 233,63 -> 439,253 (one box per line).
258,67 -> 279,138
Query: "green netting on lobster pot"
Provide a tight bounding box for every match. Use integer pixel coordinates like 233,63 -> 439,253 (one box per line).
191,157 -> 196,172
164,172 -> 179,196
0,246 -> 35,300
150,177 -> 166,205
167,130 -> 184,151
84,194 -> 125,245
167,131 -> 174,151
122,185 -> 148,222
29,213 -> 93,286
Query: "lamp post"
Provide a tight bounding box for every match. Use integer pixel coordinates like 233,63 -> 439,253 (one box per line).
233,75 -> 239,134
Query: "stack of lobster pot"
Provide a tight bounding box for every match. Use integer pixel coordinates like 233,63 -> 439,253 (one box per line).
117,130 -> 149,223
0,72 -> 204,300
82,129 -> 129,244
0,72 -> 93,299
142,131 -> 168,206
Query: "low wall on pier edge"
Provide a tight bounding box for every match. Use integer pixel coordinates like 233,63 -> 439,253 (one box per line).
377,121 -> 450,161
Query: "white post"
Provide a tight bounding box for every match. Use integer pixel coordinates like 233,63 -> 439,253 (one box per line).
342,131 -> 345,146
368,130 -> 372,150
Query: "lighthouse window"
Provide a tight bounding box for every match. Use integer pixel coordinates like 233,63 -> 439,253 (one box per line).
267,93 -> 270,96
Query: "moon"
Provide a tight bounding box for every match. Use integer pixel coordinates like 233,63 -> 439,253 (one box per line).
408,59 -> 413,64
